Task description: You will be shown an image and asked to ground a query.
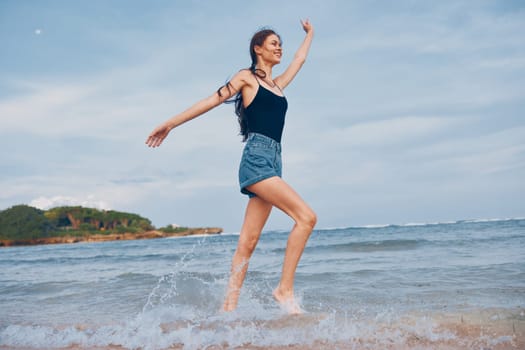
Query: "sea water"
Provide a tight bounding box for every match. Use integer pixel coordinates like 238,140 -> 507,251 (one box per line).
0,218 -> 524,349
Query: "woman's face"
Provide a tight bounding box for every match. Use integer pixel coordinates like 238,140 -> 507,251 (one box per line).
256,34 -> 282,65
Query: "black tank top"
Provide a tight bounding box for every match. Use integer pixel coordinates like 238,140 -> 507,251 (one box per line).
245,77 -> 288,143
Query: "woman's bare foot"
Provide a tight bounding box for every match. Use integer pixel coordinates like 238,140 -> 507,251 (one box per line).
273,286 -> 303,314
222,289 -> 240,312
221,300 -> 235,312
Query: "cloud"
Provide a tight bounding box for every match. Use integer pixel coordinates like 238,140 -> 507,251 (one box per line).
406,126 -> 525,176
30,195 -> 111,210
0,81 -> 98,136
322,116 -> 456,148
1,1 -> 524,230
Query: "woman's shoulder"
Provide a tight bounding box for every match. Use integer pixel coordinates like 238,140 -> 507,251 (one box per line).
236,68 -> 255,79
231,69 -> 257,87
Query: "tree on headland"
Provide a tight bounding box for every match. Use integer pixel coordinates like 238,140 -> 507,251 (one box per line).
0,205 -> 55,240
0,205 -> 154,241
43,206 -> 154,232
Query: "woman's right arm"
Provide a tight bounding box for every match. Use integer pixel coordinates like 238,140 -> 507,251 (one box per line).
146,71 -> 248,148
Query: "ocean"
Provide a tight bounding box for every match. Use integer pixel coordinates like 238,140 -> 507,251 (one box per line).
0,218 -> 524,349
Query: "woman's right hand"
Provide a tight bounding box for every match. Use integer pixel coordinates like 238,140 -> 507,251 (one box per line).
300,19 -> 313,34
145,70 -> 247,148
146,123 -> 171,148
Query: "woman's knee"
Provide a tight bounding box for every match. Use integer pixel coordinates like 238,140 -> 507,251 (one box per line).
297,208 -> 317,230
237,234 -> 259,257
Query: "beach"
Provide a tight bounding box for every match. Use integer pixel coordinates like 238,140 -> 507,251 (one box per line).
1,218 -> 524,349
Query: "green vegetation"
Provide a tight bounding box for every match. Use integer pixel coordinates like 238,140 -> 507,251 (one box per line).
0,205 -> 54,240
157,225 -> 190,234
0,204 -> 154,241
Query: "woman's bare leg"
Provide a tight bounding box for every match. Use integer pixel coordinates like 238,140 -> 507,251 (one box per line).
222,196 -> 272,312
246,176 -> 317,314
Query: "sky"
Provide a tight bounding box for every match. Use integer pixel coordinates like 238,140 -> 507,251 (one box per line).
1,0 -> 524,232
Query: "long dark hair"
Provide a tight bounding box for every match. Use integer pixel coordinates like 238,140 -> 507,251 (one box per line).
217,28 -> 281,141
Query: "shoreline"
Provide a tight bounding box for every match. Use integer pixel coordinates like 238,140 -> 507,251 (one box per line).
0,227 -> 222,247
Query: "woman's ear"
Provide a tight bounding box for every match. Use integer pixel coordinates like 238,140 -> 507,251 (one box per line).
253,45 -> 262,55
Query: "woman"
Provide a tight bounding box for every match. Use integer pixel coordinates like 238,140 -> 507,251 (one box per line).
146,20 -> 316,314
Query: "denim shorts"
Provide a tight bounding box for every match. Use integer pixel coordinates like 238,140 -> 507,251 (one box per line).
239,133 -> 282,197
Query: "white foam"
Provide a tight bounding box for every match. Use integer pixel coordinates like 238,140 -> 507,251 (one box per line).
462,217 -> 525,223
216,231 -> 241,236
340,216 -> 525,230
2,308 -> 518,350
165,233 -> 215,239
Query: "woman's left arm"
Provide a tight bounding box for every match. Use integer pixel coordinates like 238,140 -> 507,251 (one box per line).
275,19 -> 314,89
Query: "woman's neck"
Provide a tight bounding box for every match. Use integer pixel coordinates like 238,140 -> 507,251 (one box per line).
256,62 -> 273,80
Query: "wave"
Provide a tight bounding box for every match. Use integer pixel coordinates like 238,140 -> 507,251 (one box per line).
320,217 -> 525,232
114,271 -> 158,281
0,252 -> 181,265
268,239 -> 425,254
459,217 -> 525,224
220,231 -> 241,236
165,233 -> 218,239
152,217 -> 525,239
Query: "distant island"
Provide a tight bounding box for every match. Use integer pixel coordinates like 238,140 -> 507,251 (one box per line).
0,204 -> 222,247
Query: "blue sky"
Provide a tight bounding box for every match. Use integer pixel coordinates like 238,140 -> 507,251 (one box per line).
1,0 -> 524,232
